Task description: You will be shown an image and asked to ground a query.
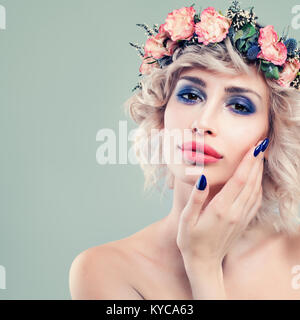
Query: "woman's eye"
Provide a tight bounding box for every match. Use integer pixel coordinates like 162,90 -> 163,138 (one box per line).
229,103 -> 251,114
176,90 -> 255,114
177,92 -> 204,104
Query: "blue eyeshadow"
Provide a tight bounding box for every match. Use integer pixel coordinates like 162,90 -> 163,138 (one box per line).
175,84 -> 257,115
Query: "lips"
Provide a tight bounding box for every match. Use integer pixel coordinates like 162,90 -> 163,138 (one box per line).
180,141 -> 223,159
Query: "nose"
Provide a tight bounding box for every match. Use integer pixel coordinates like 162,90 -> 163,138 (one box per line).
191,99 -> 220,136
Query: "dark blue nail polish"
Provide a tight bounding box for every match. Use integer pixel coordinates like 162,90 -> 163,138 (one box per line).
253,144 -> 262,157
196,174 -> 207,190
260,138 -> 269,152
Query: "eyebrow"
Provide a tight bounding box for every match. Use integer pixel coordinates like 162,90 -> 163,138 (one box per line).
178,76 -> 262,101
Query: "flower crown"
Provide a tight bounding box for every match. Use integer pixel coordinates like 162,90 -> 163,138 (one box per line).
129,1 -> 300,92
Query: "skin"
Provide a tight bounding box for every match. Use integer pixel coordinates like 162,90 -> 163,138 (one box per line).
69,66 -> 300,300
176,136 -> 266,299
149,66 -> 272,278
163,66 -> 270,263
164,66 -> 269,210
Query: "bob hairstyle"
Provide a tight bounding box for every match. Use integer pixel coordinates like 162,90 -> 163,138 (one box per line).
124,36 -> 300,237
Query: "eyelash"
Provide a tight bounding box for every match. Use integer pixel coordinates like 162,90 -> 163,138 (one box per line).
177,92 -> 253,114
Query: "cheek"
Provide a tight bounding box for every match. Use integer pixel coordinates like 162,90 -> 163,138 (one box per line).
222,110 -> 268,143
222,117 -> 267,167
164,100 -> 188,130
164,105 -> 177,129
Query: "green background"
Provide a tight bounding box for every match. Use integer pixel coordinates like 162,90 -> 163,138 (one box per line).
0,0 -> 299,299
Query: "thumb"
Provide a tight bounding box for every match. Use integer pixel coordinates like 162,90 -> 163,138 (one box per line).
180,174 -> 210,226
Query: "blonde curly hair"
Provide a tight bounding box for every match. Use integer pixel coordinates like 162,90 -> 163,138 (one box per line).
124,37 -> 300,237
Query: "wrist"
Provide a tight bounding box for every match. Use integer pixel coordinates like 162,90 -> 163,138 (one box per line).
185,260 -> 224,283
183,258 -> 224,282
182,261 -> 226,300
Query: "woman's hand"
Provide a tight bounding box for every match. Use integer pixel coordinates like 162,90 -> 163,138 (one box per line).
176,138 -> 269,267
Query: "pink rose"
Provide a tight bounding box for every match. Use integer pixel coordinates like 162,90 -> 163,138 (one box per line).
257,25 -> 287,66
139,55 -> 160,75
258,25 -> 278,47
164,6 -> 196,41
276,59 -> 300,87
144,24 -> 178,59
195,7 -> 231,45
165,39 -> 179,55
158,23 -> 171,39
155,23 -> 179,55
144,36 -> 168,59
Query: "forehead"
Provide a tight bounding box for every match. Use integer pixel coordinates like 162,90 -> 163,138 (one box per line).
178,67 -> 269,105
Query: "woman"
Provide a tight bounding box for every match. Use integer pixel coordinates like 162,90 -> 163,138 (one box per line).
69,2 -> 300,299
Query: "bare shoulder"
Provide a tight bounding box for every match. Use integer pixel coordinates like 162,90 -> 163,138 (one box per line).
68,241 -> 144,300
284,229 -> 300,260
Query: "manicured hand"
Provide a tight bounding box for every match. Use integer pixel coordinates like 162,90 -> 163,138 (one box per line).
176,138 -> 269,266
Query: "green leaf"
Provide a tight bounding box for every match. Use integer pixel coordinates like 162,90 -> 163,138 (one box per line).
260,65 -> 268,72
247,32 -> 259,44
144,56 -> 154,60
244,41 -> 252,52
237,39 -> 246,51
234,29 -> 244,44
146,58 -> 158,64
241,23 -> 256,40
265,66 -> 279,79
237,38 -> 254,53
260,61 -> 270,71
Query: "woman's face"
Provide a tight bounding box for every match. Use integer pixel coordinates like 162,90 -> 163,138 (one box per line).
163,66 -> 270,188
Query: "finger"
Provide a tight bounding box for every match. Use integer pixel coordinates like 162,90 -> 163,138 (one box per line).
231,148 -> 264,218
217,138 -> 268,212
243,160 -> 264,223
180,174 -> 210,226
244,185 -> 263,228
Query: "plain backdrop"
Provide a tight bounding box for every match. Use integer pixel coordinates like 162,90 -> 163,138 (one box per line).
0,0 -> 299,299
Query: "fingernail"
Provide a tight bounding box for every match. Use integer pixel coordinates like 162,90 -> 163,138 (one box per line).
253,144 -> 262,157
253,138 -> 269,157
196,174 -> 207,190
260,138 -> 269,152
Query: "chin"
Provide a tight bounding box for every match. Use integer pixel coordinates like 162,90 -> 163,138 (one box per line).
168,160 -> 228,189
167,163 -> 205,185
